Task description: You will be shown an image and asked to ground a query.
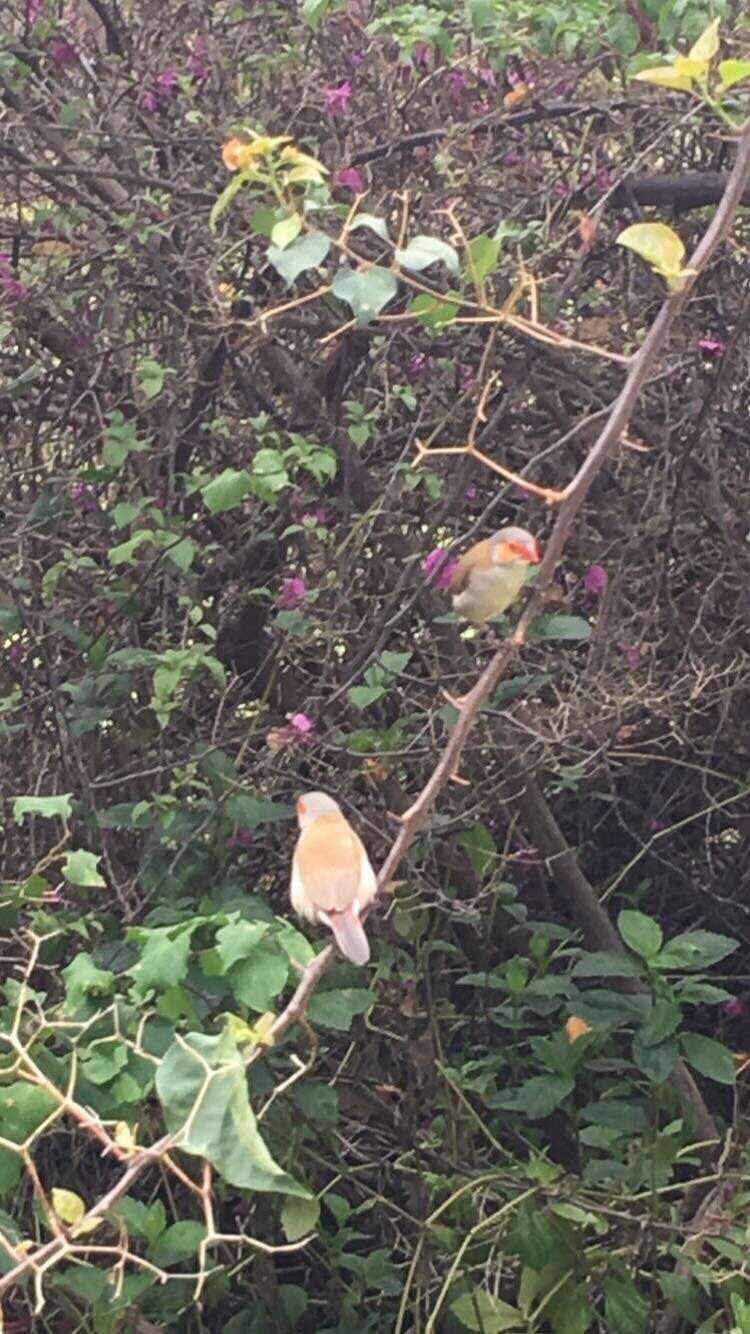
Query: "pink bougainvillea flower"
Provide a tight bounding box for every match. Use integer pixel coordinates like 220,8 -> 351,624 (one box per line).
618,643 -> 641,670
446,69 -> 467,95
187,34 -> 209,80
50,37 -> 77,65
724,997 -> 748,1018
141,88 -> 160,112
583,564 -> 608,596
334,166 -> 364,192
324,80 -> 352,116
277,576 -> 307,608
479,66 -> 497,86
350,50 -> 366,67
26,0 -> 44,22
289,712 -> 314,735
698,338 -> 726,355
503,150 -> 523,166
647,818 -> 664,832
422,548 -> 458,590
465,485 -> 478,500
459,364 -> 475,391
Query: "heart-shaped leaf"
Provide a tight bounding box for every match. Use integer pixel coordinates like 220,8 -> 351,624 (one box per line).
267,231 -> 330,286
332,266 -> 398,326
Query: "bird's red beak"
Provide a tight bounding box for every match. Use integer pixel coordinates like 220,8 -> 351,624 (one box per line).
509,538 -> 541,564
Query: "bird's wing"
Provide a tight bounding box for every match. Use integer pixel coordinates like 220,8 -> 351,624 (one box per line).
448,538 -> 491,594
295,813 -> 364,913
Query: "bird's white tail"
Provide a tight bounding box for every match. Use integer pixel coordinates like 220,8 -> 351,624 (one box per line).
328,908 -> 370,966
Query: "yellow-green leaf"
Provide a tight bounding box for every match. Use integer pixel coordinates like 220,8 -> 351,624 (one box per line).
281,1194 -> 320,1242
616,222 -> 685,279
51,1187 -> 103,1232
632,66 -> 693,91
718,59 -> 750,91
689,18 -> 720,64
52,1188 -> 86,1226
270,213 -> 302,249
673,55 -> 707,80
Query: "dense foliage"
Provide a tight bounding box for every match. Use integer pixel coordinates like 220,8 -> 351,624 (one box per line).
1,0 -> 750,1330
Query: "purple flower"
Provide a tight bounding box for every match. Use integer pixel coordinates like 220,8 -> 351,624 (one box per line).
350,51 -> 366,67
324,80 -> 352,116
0,276 -> 28,302
552,180 -> 570,198
26,0 -> 44,23
459,364 -> 475,391
407,351 -> 428,380
595,167 -> 614,194
156,67 -> 178,92
334,166 -> 364,192
289,712 -> 314,734
647,818 -> 664,832
187,35 -> 209,81
446,69 -> 467,95
503,150 -> 523,167
583,564 -> 608,596
412,43 -> 432,68
228,829 -> 254,849
479,67 -> 497,86
618,643 -> 641,670
724,997 -> 747,1019
141,89 -> 160,112
698,338 -> 726,356
301,508 -> 326,528
422,548 -> 458,590
51,37 -> 77,65
278,576 -> 307,609
71,482 -> 98,512
549,79 -> 573,96
465,485 -> 477,500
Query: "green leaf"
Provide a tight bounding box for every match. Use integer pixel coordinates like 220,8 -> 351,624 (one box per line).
379,650 -> 411,674
657,1274 -> 700,1324
655,929 -> 738,970
332,266 -> 398,326
508,1206 -> 558,1269
110,1197 -> 166,1243
581,1100 -> 648,1133
395,235 -> 459,275
216,920 -> 270,971
150,1220 -> 206,1265
13,793 -> 72,823
301,0 -> 334,28
201,469 -> 253,514
281,1195 -> 320,1241
166,537 -> 195,572
618,909 -> 662,960
307,988 -> 376,1030
0,1083 -> 58,1144
347,213 -> 390,241
270,212 -> 302,249
451,1289 -> 525,1331
136,357 -> 169,400
492,1075 -> 573,1118
639,998 -> 681,1047
348,684 -> 386,708
267,231 -> 330,286
616,223 -> 686,279
465,233 -> 501,286
681,1033 -> 735,1085
63,953 -> 115,1012
155,1031 -> 308,1194
526,615 -> 591,642
718,59 -> 750,91
0,604 -> 21,633
250,205 -> 278,237
209,171 -> 250,231
407,292 -> 459,330
63,849 -> 106,888
631,1034 -> 678,1083
230,946 -> 289,1011
459,824 -> 496,879
127,924 -> 197,997
604,1276 -> 648,1334
108,530 -> 157,565
572,951 -> 644,978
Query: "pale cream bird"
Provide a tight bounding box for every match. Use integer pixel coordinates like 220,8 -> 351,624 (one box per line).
291,792 -> 378,966
448,525 -> 541,625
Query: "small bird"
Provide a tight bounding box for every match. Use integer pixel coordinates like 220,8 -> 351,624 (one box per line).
291,792 -> 378,966
448,526 -> 541,626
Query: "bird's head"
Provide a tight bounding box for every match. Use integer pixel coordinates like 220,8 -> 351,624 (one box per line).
490,526 -> 541,566
296,791 -> 341,828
